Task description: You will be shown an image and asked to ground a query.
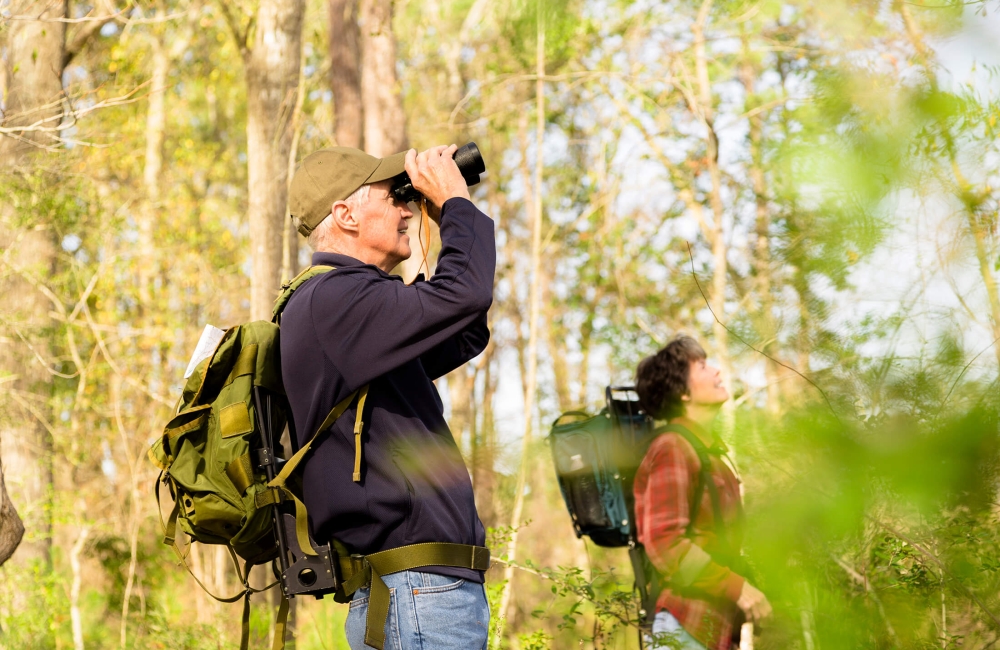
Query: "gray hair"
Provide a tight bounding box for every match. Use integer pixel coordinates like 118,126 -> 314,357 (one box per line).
307,183 -> 372,251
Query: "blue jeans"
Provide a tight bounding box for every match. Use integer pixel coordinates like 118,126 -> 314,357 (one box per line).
647,611 -> 708,650
346,570 -> 490,649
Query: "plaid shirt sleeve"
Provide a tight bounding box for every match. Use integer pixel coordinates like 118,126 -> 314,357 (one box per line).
635,435 -> 744,602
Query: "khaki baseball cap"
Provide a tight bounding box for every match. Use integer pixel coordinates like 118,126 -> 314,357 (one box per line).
289,147 -> 408,236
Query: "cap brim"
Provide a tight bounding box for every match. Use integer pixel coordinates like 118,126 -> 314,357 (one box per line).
365,151 -> 407,184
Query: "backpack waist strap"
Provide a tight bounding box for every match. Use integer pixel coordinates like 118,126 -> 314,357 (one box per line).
335,542 -> 491,650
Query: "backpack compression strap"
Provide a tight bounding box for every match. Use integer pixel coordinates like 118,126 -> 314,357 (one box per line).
335,542 -> 492,650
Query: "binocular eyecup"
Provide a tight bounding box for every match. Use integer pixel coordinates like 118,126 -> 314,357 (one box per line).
391,142 -> 486,204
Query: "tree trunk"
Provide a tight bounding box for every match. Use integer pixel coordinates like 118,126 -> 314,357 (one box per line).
576,314 -> 593,406
70,525 -> 90,650
283,45 -> 307,284
0,0 -> 66,160
739,43 -> 780,414
0,0 -> 67,568
0,455 -> 24,565
543,276 -> 572,411
359,0 -> 407,157
447,367 -> 476,455
329,0 -> 364,149
139,36 -> 169,310
691,0 -> 734,427
472,352 -> 497,528
245,0 -> 306,320
494,10 -> 545,645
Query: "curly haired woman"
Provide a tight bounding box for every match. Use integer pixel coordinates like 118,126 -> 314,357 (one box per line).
634,335 -> 771,650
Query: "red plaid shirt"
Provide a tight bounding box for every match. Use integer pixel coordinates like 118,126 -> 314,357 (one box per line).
633,417 -> 745,650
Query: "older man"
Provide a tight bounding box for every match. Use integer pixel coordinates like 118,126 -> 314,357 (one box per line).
281,145 -> 495,650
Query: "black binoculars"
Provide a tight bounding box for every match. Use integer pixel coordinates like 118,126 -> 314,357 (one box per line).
391,142 -> 486,203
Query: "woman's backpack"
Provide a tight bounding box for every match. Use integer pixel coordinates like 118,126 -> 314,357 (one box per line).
549,387 -> 723,629
548,387 -> 651,547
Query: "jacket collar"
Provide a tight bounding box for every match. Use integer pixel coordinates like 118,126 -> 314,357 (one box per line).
311,252 -> 402,281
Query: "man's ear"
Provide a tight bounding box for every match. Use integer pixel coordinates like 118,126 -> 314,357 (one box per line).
330,200 -> 360,235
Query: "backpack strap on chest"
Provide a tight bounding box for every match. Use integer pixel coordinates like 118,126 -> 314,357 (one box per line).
652,423 -> 726,543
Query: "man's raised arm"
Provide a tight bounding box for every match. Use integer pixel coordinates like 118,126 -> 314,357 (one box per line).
311,200 -> 495,390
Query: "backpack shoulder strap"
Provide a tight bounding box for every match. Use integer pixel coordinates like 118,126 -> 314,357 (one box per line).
651,424 -> 725,541
271,265 -> 336,323
264,384 -> 368,557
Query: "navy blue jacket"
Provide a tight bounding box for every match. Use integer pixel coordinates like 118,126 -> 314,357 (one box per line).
279,197 -> 495,582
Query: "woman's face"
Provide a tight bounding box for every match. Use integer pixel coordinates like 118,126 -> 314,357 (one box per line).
685,357 -> 729,406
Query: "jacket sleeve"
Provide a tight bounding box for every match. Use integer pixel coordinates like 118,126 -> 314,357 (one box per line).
310,198 -> 496,391
419,311 -> 490,381
635,437 -> 745,602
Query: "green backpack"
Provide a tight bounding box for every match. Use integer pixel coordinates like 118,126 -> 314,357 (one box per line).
148,265 -> 366,649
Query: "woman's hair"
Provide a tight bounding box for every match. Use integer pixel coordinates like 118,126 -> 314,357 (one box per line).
635,335 -> 707,420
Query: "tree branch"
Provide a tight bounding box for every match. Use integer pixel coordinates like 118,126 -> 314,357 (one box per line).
217,0 -> 251,56
63,4 -> 121,67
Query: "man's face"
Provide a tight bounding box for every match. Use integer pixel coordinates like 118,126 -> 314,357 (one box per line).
354,181 -> 414,270
686,357 -> 729,406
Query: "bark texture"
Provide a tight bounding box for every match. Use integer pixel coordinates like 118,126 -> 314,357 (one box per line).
245,0 -> 306,320
139,37 -> 169,309
359,0 -> 407,157
355,0 -> 418,279
329,0 -> 364,149
740,47 -> 780,413
0,457 -> 24,565
0,0 -> 67,567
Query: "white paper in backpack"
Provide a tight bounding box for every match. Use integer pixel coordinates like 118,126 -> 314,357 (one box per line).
184,325 -> 226,379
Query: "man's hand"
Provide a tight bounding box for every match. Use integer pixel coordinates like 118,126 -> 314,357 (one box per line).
404,145 -> 471,218
736,582 -> 772,624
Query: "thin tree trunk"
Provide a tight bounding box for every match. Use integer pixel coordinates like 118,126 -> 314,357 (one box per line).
329,0 -> 363,149
576,314 -> 593,405
447,367 -> 477,455
966,207 -> 1000,369
0,454 -> 24,564
357,0 -> 423,282
359,0 -> 406,157
0,0 -> 67,569
472,352 -> 498,528
245,0 -> 306,321
494,7 -> 545,645
139,36 -> 169,309
190,542 -> 209,623
739,41 -> 780,413
543,275 -> 572,411
283,36 -> 307,284
114,376 -> 142,650
691,0 -> 734,425
70,525 -> 90,650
